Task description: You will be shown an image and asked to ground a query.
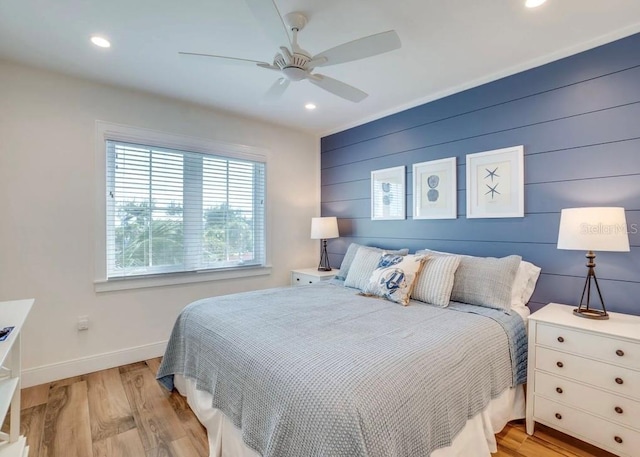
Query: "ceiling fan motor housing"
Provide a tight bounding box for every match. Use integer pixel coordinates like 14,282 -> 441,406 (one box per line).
274,52 -> 311,81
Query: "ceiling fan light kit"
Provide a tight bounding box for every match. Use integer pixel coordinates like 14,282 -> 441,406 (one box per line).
525,0 -> 547,8
179,1 -> 401,103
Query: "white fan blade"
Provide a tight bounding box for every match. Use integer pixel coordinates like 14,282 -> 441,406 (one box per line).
263,78 -> 290,102
308,74 -> 368,103
179,52 -> 271,67
245,0 -> 291,48
311,30 -> 401,68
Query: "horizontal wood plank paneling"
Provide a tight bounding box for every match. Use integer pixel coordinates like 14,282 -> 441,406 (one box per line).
322,137 -> 640,187
326,212 -> 640,246
322,97 -> 640,171
327,237 -> 639,279
321,33 -> 640,316
322,34 -> 640,152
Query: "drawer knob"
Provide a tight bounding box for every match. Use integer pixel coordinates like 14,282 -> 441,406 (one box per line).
557,336 -> 564,343
556,387 -> 563,394
615,377 -> 624,385
615,406 -> 624,414
616,349 -> 624,357
555,413 -> 562,420
614,436 -> 623,444
296,278 -> 300,281
556,361 -> 564,368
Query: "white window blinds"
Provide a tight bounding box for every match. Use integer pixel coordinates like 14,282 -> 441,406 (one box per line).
106,140 -> 265,279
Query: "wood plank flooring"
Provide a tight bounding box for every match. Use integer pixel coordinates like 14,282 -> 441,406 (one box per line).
11,358 -> 615,457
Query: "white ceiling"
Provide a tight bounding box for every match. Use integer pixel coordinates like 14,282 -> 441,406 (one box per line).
1,1 -> 640,135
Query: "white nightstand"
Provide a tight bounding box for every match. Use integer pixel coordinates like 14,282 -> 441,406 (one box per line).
291,268 -> 335,286
526,303 -> 640,457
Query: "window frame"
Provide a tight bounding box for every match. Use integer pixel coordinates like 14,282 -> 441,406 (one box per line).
94,121 -> 271,292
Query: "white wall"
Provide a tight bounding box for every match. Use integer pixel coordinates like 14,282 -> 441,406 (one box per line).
0,60 -> 320,386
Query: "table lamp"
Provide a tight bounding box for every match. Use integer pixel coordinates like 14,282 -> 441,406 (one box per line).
311,217 -> 339,271
557,207 -> 630,319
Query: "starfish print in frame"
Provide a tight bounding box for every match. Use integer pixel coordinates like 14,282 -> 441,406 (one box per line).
485,183 -> 500,199
485,167 -> 499,182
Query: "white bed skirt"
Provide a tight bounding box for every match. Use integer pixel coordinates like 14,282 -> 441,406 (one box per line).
175,375 -> 525,457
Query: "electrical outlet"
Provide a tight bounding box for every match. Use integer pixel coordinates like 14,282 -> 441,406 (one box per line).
77,315 -> 89,331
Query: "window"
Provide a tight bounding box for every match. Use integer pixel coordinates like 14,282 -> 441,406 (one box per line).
105,139 -> 265,280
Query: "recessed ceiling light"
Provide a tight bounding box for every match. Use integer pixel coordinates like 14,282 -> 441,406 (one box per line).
91,36 -> 111,48
305,103 -> 316,110
525,0 -> 547,8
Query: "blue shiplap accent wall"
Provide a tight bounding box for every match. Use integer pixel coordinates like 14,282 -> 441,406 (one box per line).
321,33 -> 640,316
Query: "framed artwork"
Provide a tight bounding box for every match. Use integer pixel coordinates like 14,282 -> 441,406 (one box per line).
466,145 -> 524,218
412,157 -> 457,219
371,166 -> 406,220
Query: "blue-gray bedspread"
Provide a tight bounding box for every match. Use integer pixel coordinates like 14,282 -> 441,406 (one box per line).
157,282 -> 527,457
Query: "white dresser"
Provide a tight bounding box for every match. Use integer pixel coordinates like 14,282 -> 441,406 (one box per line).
290,268 -> 335,286
526,303 -> 640,456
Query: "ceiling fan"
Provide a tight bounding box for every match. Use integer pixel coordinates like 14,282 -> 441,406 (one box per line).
179,0 -> 401,103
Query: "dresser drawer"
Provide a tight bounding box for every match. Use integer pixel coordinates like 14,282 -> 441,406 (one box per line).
534,396 -> 640,457
536,346 -> 640,400
534,371 -> 640,430
537,323 -> 640,369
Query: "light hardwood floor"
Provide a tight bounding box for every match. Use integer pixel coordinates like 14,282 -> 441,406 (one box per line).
12,358 -> 615,457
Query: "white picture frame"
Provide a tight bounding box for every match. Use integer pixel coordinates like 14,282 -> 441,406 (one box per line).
466,145 -> 524,219
412,157 -> 457,219
371,166 -> 406,220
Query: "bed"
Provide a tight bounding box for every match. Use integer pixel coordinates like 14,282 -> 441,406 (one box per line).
157,264 -> 531,457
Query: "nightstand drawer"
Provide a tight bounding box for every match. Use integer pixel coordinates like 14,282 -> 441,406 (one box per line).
535,396 -> 640,457
535,371 -> 640,430
536,346 -> 640,400
290,268 -> 335,286
537,323 -> 640,369
292,272 -> 320,285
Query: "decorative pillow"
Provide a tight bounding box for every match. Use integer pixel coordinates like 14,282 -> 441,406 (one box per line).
411,255 -> 462,307
362,254 -> 427,305
511,260 -> 541,306
335,243 -> 409,280
344,247 -> 384,290
450,255 -> 522,311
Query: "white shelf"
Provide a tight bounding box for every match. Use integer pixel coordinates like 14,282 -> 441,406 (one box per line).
0,300 -> 33,456
0,378 -> 19,423
0,436 -> 28,457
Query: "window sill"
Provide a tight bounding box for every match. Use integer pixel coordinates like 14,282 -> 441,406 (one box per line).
94,265 -> 272,293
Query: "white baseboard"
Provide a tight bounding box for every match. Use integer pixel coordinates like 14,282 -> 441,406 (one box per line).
21,340 -> 168,388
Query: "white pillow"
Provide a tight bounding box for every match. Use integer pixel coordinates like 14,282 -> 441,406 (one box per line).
511,261 -> 541,307
344,247 -> 384,290
411,255 -> 462,307
362,253 -> 427,305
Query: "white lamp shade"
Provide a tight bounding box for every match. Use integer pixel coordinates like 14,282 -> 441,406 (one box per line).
311,217 -> 339,239
557,207 -> 630,252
